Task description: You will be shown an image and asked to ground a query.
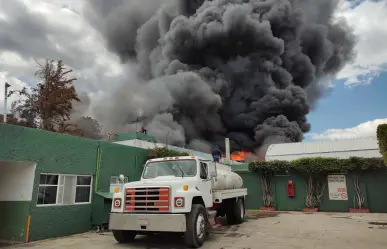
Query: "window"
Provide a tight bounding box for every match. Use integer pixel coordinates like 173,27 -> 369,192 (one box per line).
200,162 -> 208,180
37,173 -> 92,206
143,160 -> 197,179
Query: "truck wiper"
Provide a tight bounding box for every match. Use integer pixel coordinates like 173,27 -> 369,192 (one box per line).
175,165 -> 185,178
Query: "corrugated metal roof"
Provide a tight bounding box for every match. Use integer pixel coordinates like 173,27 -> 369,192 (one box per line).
266,136 -> 381,157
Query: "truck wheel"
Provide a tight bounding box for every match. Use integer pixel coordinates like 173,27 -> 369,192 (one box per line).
226,198 -> 245,225
112,230 -> 137,243
234,198 -> 245,224
184,204 -> 207,248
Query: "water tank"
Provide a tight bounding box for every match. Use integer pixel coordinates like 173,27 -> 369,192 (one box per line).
212,164 -> 243,190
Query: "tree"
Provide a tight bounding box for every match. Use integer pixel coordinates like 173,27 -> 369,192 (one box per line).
377,124 -> 387,164
71,116 -> 103,139
0,113 -> 23,125
11,59 -> 80,132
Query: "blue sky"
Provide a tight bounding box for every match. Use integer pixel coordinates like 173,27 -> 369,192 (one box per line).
306,71 -> 387,140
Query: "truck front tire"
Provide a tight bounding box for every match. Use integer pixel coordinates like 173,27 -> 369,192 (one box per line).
184,204 -> 207,248
112,230 -> 137,243
226,198 -> 245,225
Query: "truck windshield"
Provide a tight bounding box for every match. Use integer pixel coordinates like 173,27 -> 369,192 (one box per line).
142,160 -> 197,179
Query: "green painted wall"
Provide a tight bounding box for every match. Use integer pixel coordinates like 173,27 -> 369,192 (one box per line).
91,141 -> 148,225
29,205 -> 93,241
240,170 -> 387,213
361,171 -> 387,212
0,201 -> 30,242
237,171 -> 262,209
0,124 -> 149,241
0,124 -> 98,241
274,175 -> 306,211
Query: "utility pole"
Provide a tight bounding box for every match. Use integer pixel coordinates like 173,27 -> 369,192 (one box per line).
165,130 -> 171,149
3,82 -> 11,123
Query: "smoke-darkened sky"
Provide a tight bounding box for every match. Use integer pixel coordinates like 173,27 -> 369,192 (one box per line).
1,0 -> 386,152
84,0 -> 356,152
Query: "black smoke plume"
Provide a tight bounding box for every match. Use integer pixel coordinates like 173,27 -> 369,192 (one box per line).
85,0 -> 356,154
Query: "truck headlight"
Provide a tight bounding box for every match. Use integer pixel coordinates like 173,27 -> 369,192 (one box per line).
174,197 -> 185,208
113,198 -> 122,208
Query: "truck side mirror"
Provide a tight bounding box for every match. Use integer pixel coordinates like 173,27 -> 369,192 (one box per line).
119,174 -> 125,183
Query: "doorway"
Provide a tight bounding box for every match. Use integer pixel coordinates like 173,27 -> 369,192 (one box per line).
0,160 -> 36,247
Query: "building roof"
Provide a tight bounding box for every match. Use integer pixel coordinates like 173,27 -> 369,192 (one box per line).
114,139 -> 245,166
266,136 -> 381,157
113,132 -> 157,143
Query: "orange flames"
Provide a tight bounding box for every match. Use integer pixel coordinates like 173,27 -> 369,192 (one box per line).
230,150 -> 252,162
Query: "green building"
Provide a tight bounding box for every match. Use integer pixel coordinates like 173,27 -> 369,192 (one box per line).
0,123 -> 244,245
0,124 -> 149,245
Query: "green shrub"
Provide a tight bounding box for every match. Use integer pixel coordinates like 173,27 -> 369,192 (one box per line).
249,156 -> 386,209
249,160 -> 290,175
249,157 -> 385,175
146,147 -> 189,160
377,124 -> 387,164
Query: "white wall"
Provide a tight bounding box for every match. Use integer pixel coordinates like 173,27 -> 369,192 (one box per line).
266,149 -> 382,161
0,161 -> 36,201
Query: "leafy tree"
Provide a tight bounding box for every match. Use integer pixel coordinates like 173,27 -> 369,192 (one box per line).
0,113 -> 23,125
71,116 -> 103,139
377,124 -> 387,164
11,59 -> 80,132
147,147 -> 190,160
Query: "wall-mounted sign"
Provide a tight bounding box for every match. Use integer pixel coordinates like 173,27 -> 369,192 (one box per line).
327,175 -> 348,201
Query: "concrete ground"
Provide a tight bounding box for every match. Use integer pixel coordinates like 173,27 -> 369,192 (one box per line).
4,212 -> 387,249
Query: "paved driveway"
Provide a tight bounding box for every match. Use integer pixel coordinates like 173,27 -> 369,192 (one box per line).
4,212 -> 387,249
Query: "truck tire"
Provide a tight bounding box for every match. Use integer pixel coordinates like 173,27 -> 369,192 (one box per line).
226,198 -> 245,225
112,230 -> 137,243
184,204 -> 207,248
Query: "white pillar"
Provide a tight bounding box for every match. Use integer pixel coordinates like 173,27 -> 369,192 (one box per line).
225,137 -> 230,160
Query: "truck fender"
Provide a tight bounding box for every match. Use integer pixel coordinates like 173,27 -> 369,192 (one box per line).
185,196 -> 205,212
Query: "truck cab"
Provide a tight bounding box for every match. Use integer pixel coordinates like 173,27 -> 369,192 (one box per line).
109,156 -> 247,248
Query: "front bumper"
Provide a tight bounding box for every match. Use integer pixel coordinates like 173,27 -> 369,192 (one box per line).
109,213 -> 187,232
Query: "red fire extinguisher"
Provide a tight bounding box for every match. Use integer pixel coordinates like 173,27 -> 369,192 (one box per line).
287,180 -> 295,198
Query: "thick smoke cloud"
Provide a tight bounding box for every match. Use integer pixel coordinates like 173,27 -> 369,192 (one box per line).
85,0 -> 356,153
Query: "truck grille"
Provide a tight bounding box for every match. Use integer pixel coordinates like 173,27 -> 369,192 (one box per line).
125,187 -> 170,212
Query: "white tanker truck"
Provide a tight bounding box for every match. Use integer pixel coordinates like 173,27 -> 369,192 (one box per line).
109,156 -> 247,248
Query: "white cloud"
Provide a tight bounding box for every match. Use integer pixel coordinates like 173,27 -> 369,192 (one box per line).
0,0 -> 125,116
335,0 -> 387,86
307,118 -> 387,140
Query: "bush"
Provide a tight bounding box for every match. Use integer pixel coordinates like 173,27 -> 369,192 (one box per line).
249,160 -> 290,208
249,157 -> 386,209
290,157 -> 349,174
377,124 -> 387,164
146,147 -> 190,160
249,157 -> 385,175
249,160 -> 290,175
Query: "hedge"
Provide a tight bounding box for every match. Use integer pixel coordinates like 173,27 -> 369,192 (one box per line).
249,157 -> 386,175
377,124 -> 387,164
146,147 -> 190,160
248,160 -> 290,175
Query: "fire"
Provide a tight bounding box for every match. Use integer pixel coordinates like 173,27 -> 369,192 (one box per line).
230,150 -> 252,162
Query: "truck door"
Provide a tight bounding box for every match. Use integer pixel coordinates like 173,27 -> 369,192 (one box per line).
198,162 -> 213,207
